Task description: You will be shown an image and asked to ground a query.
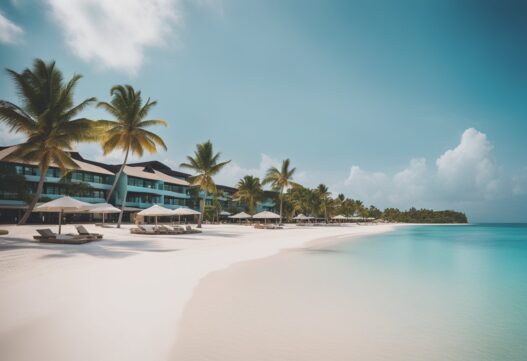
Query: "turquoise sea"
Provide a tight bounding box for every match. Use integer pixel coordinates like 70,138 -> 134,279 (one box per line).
174,224 -> 527,361
319,224 -> 527,360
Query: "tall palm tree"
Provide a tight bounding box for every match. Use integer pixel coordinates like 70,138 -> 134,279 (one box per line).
235,175 -> 263,214
0,59 -> 97,225
316,184 -> 331,223
96,85 -> 167,227
180,141 -> 230,228
262,159 -> 300,223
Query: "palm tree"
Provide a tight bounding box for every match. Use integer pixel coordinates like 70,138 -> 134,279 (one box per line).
262,159 -> 300,223
316,184 -> 331,223
0,59 -> 97,225
235,175 -> 263,214
180,141 -> 230,228
96,85 -> 167,227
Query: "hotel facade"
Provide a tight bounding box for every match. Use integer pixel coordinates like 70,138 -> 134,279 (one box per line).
0,145 -> 276,224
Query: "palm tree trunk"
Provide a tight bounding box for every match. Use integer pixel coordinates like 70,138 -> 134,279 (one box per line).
106,148 -> 130,202
116,188 -> 127,228
279,189 -> 284,224
18,164 -> 49,225
198,196 -> 205,228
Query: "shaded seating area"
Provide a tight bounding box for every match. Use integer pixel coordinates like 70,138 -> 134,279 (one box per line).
252,211 -> 283,230
33,229 -> 96,244
130,224 -> 202,235
254,224 -> 283,230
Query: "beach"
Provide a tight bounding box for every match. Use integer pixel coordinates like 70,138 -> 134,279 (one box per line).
0,223 -> 397,361
172,224 -> 527,361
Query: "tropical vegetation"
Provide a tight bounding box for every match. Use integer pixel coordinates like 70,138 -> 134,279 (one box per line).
0,59 -> 98,224
96,84 -> 168,227
262,159 -> 300,223
234,175 -> 263,214
180,141 -> 231,228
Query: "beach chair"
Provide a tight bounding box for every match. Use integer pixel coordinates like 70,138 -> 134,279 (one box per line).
158,225 -> 177,234
76,225 -> 103,239
171,226 -> 185,234
141,225 -> 157,234
33,229 -> 93,244
185,225 -> 202,234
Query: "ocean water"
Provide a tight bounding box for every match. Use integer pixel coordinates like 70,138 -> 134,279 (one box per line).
173,224 -> 527,361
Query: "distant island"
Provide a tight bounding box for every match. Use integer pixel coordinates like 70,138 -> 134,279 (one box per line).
382,208 -> 468,224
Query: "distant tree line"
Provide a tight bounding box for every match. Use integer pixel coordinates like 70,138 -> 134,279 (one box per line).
380,207 -> 467,223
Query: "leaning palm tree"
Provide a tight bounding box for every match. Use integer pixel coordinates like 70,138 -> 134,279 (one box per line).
262,159 -> 300,223
0,59 -> 97,225
180,141 -> 230,228
96,85 -> 167,227
316,184 -> 331,223
235,175 -> 263,214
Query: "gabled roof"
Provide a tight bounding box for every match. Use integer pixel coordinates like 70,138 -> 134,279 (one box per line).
216,184 -> 238,193
124,166 -> 189,186
127,160 -> 191,178
0,146 -> 114,175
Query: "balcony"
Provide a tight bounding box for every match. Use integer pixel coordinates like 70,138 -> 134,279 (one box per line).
125,201 -> 162,209
126,185 -> 164,195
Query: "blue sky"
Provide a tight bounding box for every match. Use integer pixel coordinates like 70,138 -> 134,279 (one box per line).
1,0 -> 526,222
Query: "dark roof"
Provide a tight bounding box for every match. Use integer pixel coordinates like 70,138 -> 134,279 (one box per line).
69,152 -> 121,173
216,184 -> 238,193
127,160 -> 191,179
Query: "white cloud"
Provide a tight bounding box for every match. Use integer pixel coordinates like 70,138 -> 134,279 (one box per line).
436,128 -> 500,199
0,124 -> 25,145
392,158 -> 427,203
0,11 -> 23,44
214,153 -> 279,187
344,166 -> 388,202
339,128 -> 509,210
47,0 -> 183,75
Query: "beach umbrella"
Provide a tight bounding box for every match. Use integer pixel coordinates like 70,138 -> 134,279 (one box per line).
171,207 -> 201,224
348,216 -> 363,221
89,205 -> 121,226
252,210 -> 280,224
137,205 -> 173,227
34,196 -> 91,234
229,211 -> 252,219
228,211 -> 252,224
292,213 -> 308,223
332,214 -> 347,224
220,211 -> 231,216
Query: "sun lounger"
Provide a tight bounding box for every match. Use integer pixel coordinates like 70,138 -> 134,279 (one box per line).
33,229 -> 93,244
76,225 -> 103,239
171,226 -> 185,234
185,225 -> 202,234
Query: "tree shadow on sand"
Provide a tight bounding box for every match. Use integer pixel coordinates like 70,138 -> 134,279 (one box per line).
0,237 -> 181,259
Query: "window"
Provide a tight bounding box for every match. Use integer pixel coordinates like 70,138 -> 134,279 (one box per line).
47,168 -> 60,177
127,177 -> 154,188
164,197 -> 185,206
164,183 -> 186,193
126,194 -> 160,204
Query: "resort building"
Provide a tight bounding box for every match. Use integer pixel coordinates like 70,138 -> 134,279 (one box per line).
0,145 -> 276,223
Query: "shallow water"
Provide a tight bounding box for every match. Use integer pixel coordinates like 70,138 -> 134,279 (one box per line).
173,224 -> 527,360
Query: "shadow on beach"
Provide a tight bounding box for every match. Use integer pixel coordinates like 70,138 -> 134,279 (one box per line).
0,236 -> 181,259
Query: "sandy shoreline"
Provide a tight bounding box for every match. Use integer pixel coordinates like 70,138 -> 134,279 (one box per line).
0,223 -> 399,361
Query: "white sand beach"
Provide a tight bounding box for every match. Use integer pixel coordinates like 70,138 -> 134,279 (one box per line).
0,223 -> 397,361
